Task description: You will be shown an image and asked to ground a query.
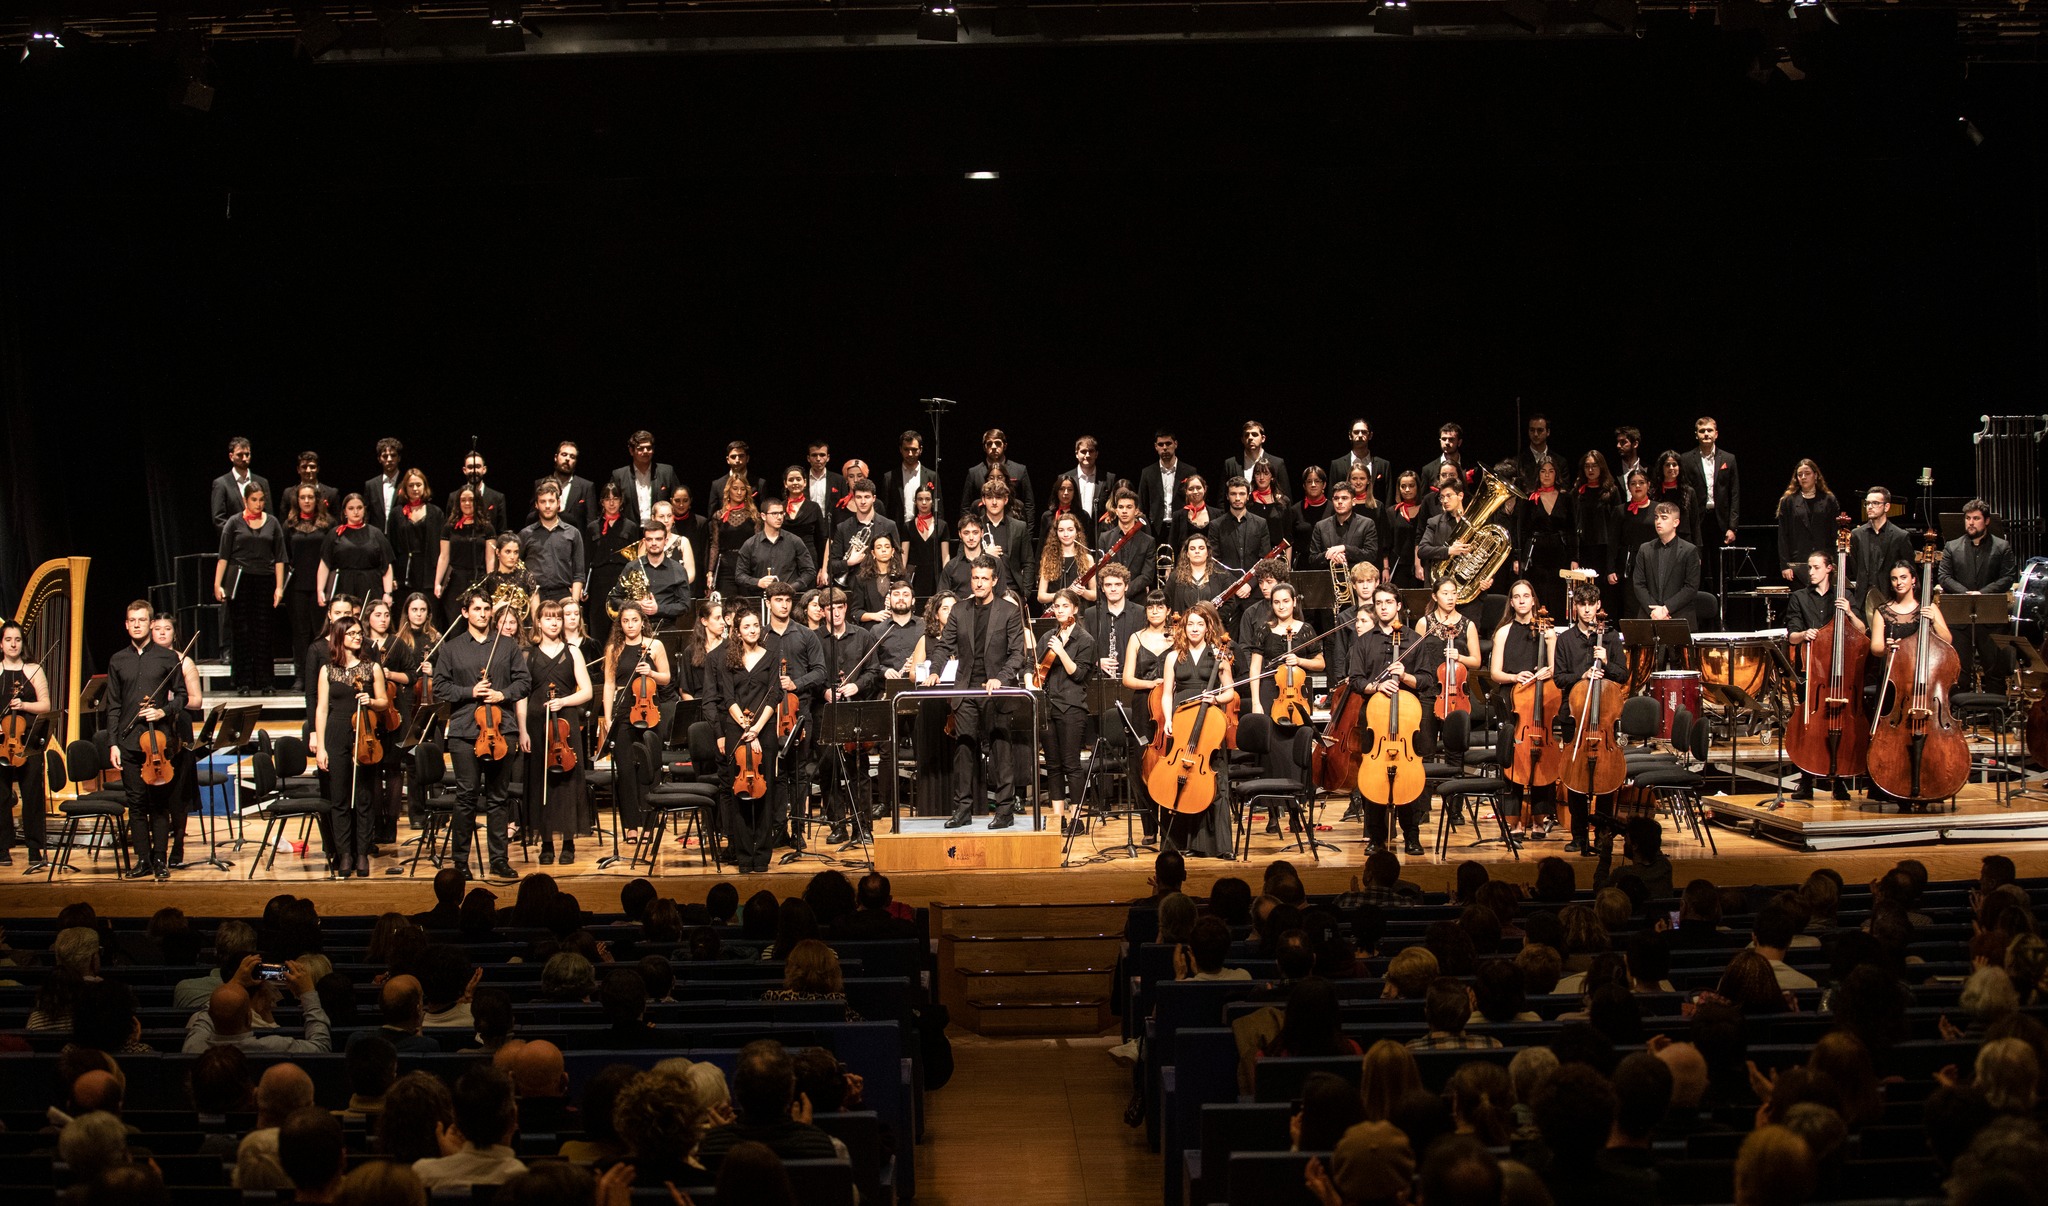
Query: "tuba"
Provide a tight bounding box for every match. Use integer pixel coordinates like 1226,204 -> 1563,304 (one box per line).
608,561 -> 650,620
1426,469 -> 1522,605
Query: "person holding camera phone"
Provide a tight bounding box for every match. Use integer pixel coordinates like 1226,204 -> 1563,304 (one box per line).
182,955 -> 332,1053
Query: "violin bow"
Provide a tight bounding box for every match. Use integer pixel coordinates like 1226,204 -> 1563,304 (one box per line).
122,632 -> 200,738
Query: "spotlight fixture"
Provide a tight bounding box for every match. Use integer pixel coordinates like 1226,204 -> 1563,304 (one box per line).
1960,117 -> 1984,147
25,11 -> 64,53
1373,0 -> 1413,34
295,4 -> 342,56
965,170 -> 999,180
485,0 -> 524,53
917,3 -> 959,41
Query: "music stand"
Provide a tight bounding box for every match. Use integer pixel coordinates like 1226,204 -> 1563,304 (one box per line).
1084,700 -> 1155,861
818,699 -> 890,868
1293,573 -> 1337,611
1398,589 -> 1435,620
203,704 -> 265,856
1619,620 -> 1693,680
1942,595 -> 2013,695
1992,634 -> 2047,804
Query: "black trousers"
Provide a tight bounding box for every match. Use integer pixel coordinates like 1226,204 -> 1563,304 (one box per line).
285,592 -> 321,683
950,698 -> 1016,818
0,760 -> 47,854
228,582 -> 277,690
722,734 -> 776,868
449,743 -> 512,869
1045,704 -> 1086,804
1952,623 -> 2010,692
1366,800 -> 1421,847
1567,789 -> 1618,850
612,701 -> 675,832
819,743 -> 874,825
328,753 -> 377,866
120,762 -> 178,867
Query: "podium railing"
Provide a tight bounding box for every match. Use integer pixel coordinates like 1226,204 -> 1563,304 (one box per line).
885,685 -> 1045,829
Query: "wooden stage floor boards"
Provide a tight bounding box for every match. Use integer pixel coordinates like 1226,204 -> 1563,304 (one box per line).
7,795 -> 2048,917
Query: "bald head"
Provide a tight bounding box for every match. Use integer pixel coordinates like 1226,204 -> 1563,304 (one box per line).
380,975 -> 424,1033
1657,1041 -> 1709,1109
71,1070 -> 124,1116
507,1040 -> 567,1100
256,1063 -> 315,1128
208,982 -> 254,1037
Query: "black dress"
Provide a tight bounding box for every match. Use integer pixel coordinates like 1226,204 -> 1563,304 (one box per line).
584,513 -> 639,644
441,519 -> 497,625
1162,646 -> 1234,858
1518,490 -> 1574,619
1384,503 -> 1424,587
608,641 -> 675,832
902,516 -> 949,599
713,509 -> 758,600
1288,496 -> 1332,569
1613,501 -> 1658,597
321,525 -> 395,603
523,642 -> 589,838
0,666 -> 47,856
1572,485 -> 1619,617
386,503 -> 444,597
1777,491 -> 1841,582
283,522 -> 330,675
712,647 -> 780,869
320,661 -> 379,869
1125,638 -> 1171,838
1165,572 -> 1220,616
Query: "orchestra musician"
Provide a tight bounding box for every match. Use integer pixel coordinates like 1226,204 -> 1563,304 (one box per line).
1120,588 -> 1174,841
1785,550 -> 1855,802
1418,479 -> 1494,602
104,600 -> 189,880
901,484 -> 949,599
388,593 -> 439,826
521,598 -> 593,866
584,484 -> 638,642
1571,452 -> 1620,618
283,484 -> 333,686
713,609 -> 777,872
385,470 -> 444,601
871,578 -> 924,676
1103,489 -> 1161,594
975,481 -> 1033,597
1247,581 -> 1320,837
1038,514 -> 1097,606
739,499 -> 818,599
1613,470 -> 1656,602
1630,502 -> 1701,627
531,440 -> 594,531
1086,562 -> 1137,681
1312,481 -> 1380,588
780,466 -> 831,570
1168,475 -> 1215,553
881,430 -> 941,526
209,437 -> 270,532
927,558 -> 1029,830
1287,467 -> 1333,566
301,596 -> 361,721
1612,426 -> 1645,484
960,429 -> 1035,526
1419,422 -> 1473,492
908,590 -> 959,815
433,593 -> 531,880
214,485 -> 287,697
1155,599 -> 1238,858
1849,486 -> 1913,613
1222,420 -> 1289,492
310,615 -> 388,878
602,602 -> 672,851
612,522 -> 691,629
803,441 -> 852,516
709,441 -> 769,520
1136,430 -> 1196,530
1516,413 -> 1559,487
611,430 -> 682,527
1348,585 -> 1428,855
1382,471 -> 1424,588
1682,415 -> 1740,554
293,451 -> 341,517
437,486 -> 497,625
0,621 -> 51,868
1329,418 -> 1392,507
711,477 -> 759,602
1055,435 -> 1118,533
1651,451 -> 1702,549
667,486 -> 713,589
762,579 -> 827,847
519,481 -> 587,607
1939,499 -> 2019,692
1414,574 -> 1480,761
675,598 -> 727,732
358,598 -> 406,847
1776,459 -> 1840,588
1040,477 -> 1091,553
816,588 -> 882,845
319,494 -> 397,608
939,512 -> 996,601
1868,558 -> 1956,811
1165,533 -> 1223,616
447,450 -> 507,533
1233,556 -> 1293,686
1213,478 -> 1272,583
148,614 -> 205,871
364,437 -> 403,530
479,536 -> 539,628
1517,460 -> 1573,619
826,480 -> 899,587
1552,584 -> 1626,854
1038,589 -> 1097,834
850,535 -> 904,623
1489,581 -> 1557,843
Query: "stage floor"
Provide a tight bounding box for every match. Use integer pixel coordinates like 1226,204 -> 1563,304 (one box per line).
8,792 -> 2048,917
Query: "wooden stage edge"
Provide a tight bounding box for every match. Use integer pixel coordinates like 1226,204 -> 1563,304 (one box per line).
3,795 -> 2048,916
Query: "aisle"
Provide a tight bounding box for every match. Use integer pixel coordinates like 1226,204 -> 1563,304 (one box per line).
916,1033 -> 1153,1206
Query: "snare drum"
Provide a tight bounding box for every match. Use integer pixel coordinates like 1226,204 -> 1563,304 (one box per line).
1650,670 -> 1704,739
2014,557 -> 2048,636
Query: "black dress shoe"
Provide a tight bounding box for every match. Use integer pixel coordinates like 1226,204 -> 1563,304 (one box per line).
125,864 -> 155,879
490,862 -> 515,879
1791,783 -> 1814,800
829,823 -> 851,845
1831,781 -> 1852,802
987,813 -> 1015,830
1364,841 -> 1384,856
156,868 -> 171,881
1403,840 -> 1424,856
355,867 -> 369,878
559,839 -> 575,863
539,846 -> 555,865
943,814 -> 973,829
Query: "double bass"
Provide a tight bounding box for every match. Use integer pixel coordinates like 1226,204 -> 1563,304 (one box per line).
1785,515 -> 1869,787
1562,614 -> 1627,798
1357,619 -> 1430,808
1504,608 -> 1563,789
1867,532 -> 1971,802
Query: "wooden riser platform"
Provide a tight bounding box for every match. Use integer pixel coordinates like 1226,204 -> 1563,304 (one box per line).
1709,784 -> 2048,850
872,817 -> 1066,872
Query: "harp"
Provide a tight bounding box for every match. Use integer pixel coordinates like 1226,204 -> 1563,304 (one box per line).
11,557 -> 90,749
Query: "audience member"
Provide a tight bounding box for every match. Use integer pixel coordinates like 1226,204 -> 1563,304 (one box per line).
184,958 -> 329,1053
696,1040 -> 841,1166
235,1063 -> 316,1189
278,1107 -> 347,1203
412,1066 -> 526,1188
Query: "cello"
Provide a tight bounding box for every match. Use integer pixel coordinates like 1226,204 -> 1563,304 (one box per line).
1562,614 -> 1627,799
1504,608 -> 1563,790
1357,619 -> 1430,808
1144,639 -> 1235,815
1867,532 -> 1971,803
1785,515 -> 1869,786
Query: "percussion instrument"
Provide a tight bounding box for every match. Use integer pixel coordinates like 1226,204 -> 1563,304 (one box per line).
2013,557 -> 2048,636
1649,670 -> 1703,739
1692,628 -> 1786,697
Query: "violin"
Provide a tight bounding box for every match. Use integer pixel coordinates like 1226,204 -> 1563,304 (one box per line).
775,656 -> 800,738
1143,644 -> 1234,813
135,696 -> 179,787
1867,531 -> 1970,802
1505,607 -> 1563,789
472,629 -> 509,760
628,671 -> 661,731
1269,628 -> 1313,728
1034,627 -> 1066,689
353,694 -> 384,767
0,684 -> 29,769
545,684 -> 578,773
1562,614 -> 1626,797
1357,620 -> 1429,808
732,729 -> 769,799
1433,614 -> 1472,721
1786,514 -> 1870,784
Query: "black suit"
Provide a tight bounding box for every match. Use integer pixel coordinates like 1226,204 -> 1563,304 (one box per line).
961,460 -> 1034,526
803,471 -> 852,517
363,474 -> 404,530
529,474 -> 595,531
881,464 -> 941,524
1631,536 -> 1702,624
609,463 -> 683,526
1054,469 -> 1122,531
707,471 -> 769,516
1942,532 -> 2021,689
1326,454 -> 1392,503
1135,462 -> 1199,530
932,593 -> 1029,821
1223,454 -> 1291,496
1418,456 -> 1476,492
210,471 -> 271,531
1680,448 -> 1740,542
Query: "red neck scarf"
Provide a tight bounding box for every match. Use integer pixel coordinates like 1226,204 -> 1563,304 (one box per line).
451,515 -> 473,529
672,506 -> 690,522
836,494 -> 856,511
1184,501 -> 1207,515
1396,501 -> 1419,519
1251,488 -> 1274,504
719,504 -> 748,524
338,520 -> 365,532
403,501 -> 423,520
915,515 -> 934,537
1626,498 -> 1650,515
787,493 -> 805,514
1532,486 -> 1556,497
241,509 -> 263,525
600,513 -> 621,535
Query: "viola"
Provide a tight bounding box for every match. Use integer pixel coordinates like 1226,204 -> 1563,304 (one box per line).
1034,627 -> 1067,689
1357,621 -> 1429,808
1269,645 -> 1313,728
732,733 -> 769,799
0,685 -> 29,769
628,671 -> 661,730
472,629 -> 509,760
353,693 -> 384,765
1867,531 -> 1970,802
545,684 -> 578,773
1432,615 -> 1472,721
135,697 -> 179,787
1140,679 -> 1170,783
1505,608 -> 1563,789
1786,514 -> 1870,783
1562,617 -> 1626,798
775,656 -> 800,738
